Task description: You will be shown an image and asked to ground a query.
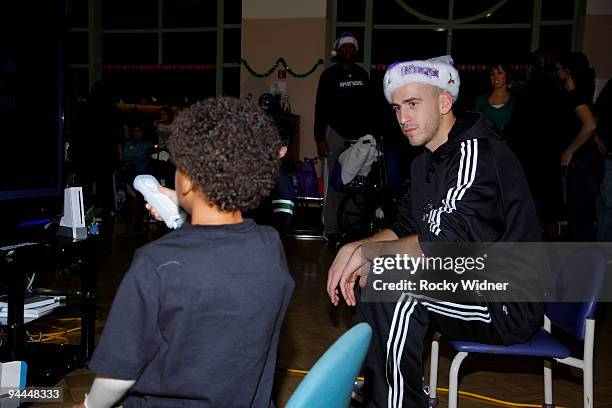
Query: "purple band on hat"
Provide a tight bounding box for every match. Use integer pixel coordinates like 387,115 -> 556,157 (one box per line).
401,65 -> 439,78
382,55 -> 460,104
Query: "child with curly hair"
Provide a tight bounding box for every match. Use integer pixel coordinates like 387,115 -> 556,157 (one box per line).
75,97 -> 295,408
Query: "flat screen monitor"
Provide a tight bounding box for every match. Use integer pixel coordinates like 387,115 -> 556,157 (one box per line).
0,1 -> 64,238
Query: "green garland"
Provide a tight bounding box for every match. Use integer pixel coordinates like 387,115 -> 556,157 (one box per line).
241,57 -> 323,78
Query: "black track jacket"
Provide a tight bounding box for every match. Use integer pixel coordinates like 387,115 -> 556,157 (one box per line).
390,113 -> 544,343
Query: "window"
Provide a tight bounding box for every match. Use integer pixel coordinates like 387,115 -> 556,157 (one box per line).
223,28 -> 241,64
402,0 -> 450,20
337,0 -> 366,22
103,34 -> 158,64
66,0 -> 88,28
372,29 -> 446,64
540,26 -> 573,54
163,32 -> 217,64
71,0 -> 241,103
66,32 -> 88,65
542,0 -> 575,20
332,0 -> 581,73
102,0 -> 158,29
373,0 -> 421,24
452,0 -> 505,20
451,29 -> 531,64
468,1 -> 532,24
224,0 -> 242,25
332,0 -> 582,122
163,0 -> 217,28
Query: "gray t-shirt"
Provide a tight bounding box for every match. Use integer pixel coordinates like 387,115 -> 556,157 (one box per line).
89,220 -> 294,407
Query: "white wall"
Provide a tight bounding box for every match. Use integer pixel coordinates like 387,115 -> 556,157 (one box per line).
241,0 -> 330,160
242,0 -> 327,19
582,0 -> 612,80
587,0 -> 612,15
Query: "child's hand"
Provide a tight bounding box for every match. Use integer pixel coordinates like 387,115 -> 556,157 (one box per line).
144,186 -> 178,221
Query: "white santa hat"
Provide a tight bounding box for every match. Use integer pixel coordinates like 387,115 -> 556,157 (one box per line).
383,55 -> 460,103
330,31 -> 359,57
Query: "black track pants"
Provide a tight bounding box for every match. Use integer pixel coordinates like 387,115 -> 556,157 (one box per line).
356,292 -> 503,408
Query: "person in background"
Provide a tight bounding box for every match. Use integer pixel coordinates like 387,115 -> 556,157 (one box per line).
474,64 -> 517,133
122,124 -> 154,178
249,128 -> 296,237
151,106 -> 177,188
275,148 -> 296,235
314,31 -> 373,243
154,105 -> 175,150
120,124 -> 155,221
73,97 -> 294,408
557,51 -> 602,241
505,50 -> 565,239
594,79 -> 612,241
70,80 -> 122,217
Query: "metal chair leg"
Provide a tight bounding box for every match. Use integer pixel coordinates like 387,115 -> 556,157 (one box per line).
429,336 -> 440,407
583,319 -> 595,408
543,358 -> 555,408
449,352 -> 468,408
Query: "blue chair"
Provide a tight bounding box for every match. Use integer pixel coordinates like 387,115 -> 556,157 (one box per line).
285,322 -> 372,408
428,248 -> 607,408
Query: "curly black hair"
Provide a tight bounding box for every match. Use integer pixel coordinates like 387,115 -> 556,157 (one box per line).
168,97 -> 281,212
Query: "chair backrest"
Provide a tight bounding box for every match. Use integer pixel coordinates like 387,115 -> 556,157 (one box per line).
285,323 -> 372,408
545,247 -> 607,340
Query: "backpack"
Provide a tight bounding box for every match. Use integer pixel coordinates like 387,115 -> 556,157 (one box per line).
293,157 -> 320,197
330,135 -> 378,193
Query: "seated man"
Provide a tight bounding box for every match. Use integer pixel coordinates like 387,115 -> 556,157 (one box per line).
248,126 -> 296,237
327,56 -> 543,407
75,97 -> 295,408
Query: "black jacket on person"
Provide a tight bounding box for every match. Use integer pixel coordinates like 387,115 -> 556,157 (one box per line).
505,73 -> 565,222
314,63 -> 373,142
391,113 -> 544,343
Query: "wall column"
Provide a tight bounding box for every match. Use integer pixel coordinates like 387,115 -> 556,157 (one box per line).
582,0 -> 612,95
241,0 -> 329,159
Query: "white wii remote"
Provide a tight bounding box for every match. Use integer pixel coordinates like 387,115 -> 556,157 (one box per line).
133,175 -> 186,229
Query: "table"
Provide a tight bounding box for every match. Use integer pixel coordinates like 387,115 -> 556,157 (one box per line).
0,236 -> 96,365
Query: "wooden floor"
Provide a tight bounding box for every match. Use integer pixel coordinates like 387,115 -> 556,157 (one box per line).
27,212 -> 612,407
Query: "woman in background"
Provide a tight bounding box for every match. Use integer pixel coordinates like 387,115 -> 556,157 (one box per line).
557,51 -> 602,241
475,64 -> 517,133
